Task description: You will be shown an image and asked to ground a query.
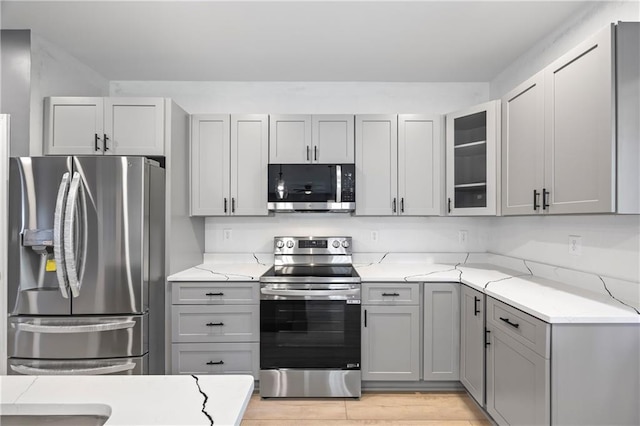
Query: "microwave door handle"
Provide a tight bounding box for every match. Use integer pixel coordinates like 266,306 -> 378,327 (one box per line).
53,172 -> 71,299
336,165 -> 342,203
10,362 -> 136,376
63,172 -> 82,298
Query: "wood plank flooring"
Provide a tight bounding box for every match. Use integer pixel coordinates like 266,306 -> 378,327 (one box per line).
241,391 -> 492,425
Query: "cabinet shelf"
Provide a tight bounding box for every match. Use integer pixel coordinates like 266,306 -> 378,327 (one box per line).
455,182 -> 487,188
455,140 -> 486,149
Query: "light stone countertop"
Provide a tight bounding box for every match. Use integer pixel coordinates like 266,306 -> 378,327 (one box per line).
0,375 -> 254,426
167,253 -> 639,324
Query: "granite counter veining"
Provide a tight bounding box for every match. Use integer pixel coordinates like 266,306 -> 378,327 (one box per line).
0,375 -> 254,426
168,253 -> 639,324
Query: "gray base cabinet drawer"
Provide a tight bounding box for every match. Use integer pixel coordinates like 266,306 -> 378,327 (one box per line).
172,342 -> 259,377
172,282 -> 259,304
172,305 -> 259,343
487,297 -> 549,357
363,283 -> 420,305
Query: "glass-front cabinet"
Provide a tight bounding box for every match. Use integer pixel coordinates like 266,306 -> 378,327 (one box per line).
446,100 -> 500,215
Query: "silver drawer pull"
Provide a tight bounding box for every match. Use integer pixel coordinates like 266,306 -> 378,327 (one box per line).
11,362 -> 135,375
499,317 -> 520,329
206,322 -> 224,327
16,321 -> 136,334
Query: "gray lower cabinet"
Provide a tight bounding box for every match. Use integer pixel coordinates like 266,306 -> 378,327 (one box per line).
460,285 -> 485,405
169,281 -> 259,378
486,297 -> 551,426
423,283 -> 460,381
361,283 -> 420,381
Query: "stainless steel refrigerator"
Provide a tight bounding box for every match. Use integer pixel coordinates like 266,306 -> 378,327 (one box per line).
7,156 -> 165,375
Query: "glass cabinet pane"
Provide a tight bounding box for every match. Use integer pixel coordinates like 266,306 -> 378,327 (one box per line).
454,111 -> 486,145
453,111 -> 488,209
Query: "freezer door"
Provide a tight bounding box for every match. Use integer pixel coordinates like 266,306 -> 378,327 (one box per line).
7,315 -> 148,359
8,157 -> 73,315
8,354 -> 148,375
70,156 -> 151,314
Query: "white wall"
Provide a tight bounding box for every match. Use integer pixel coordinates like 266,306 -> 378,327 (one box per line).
205,215 -> 490,254
488,1 -> 640,282
110,81 -> 488,116
29,34 -> 109,155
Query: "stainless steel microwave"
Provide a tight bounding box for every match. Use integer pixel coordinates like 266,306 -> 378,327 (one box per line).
268,164 -> 355,212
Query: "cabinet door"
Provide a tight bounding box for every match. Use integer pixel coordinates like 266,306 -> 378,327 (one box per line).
398,115 -> 442,216
486,327 -> 550,426
501,72 -> 545,215
311,115 -> 354,163
269,114 -> 312,163
460,285 -> 485,405
362,305 -> 420,381
446,100 -> 500,216
190,115 -> 230,216
544,24 -> 615,214
423,283 -> 459,380
44,97 -> 104,155
231,114 -> 268,216
104,98 -> 165,155
355,115 -> 398,216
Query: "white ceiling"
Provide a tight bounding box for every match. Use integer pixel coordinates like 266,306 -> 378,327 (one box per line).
1,0 -> 593,82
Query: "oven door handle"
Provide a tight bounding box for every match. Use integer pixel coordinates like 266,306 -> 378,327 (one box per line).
260,288 -> 360,298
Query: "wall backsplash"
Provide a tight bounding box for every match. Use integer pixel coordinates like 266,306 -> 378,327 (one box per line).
204,215 -> 491,254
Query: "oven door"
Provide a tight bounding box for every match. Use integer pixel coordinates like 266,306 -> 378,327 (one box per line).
260,284 -> 361,370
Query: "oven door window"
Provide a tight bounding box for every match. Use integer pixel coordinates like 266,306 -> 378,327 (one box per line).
260,300 -> 361,369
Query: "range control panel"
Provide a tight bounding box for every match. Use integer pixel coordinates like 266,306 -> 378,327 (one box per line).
274,236 -> 352,255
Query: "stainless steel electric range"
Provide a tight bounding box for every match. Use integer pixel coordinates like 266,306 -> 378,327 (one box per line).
259,236 -> 361,398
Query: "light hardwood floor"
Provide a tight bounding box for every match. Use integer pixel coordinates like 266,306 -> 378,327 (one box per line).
241,391 -> 492,425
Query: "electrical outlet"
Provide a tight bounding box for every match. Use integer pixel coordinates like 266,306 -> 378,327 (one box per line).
568,235 -> 582,256
223,229 -> 232,241
458,230 -> 468,245
371,231 -> 379,242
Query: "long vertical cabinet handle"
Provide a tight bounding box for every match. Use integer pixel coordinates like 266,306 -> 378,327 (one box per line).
474,296 -> 480,316
542,188 -> 550,210
63,172 -> 83,298
224,198 -> 228,213
485,329 -> 491,347
533,190 -> 540,211
103,134 -> 109,152
392,198 -> 397,213
94,134 -> 101,152
306,146 -> 310,161
231,198 -> 236,213
400,198 -> 404,213
448,198 -> 452,213
364,309 -> 367,327
53,173 -> 71,299
314,146 -> 318,161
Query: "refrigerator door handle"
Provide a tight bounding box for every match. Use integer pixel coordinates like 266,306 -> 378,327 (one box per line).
15,320 -> 136,334
63,172 -> 83,298
53,172 -> 71,299
10,362 -> 136,375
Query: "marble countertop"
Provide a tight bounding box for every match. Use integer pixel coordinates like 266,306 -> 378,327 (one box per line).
0,375 -> 254,426
167,253 -> 639,324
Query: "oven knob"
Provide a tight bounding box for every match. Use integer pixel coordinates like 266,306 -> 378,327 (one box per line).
341,240 -> 350,248
332,240 -> 340,248
286,240 -> 295,248
276,240 -> 284,249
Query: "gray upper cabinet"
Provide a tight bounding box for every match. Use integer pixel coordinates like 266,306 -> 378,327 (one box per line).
44,97 -> 165,156
191,114 -> 268,216
445,100 -> 500,216
355,115 -> 398,216
501,71 -> 545,215
502,23 -> 639,215
459,285 -> 485,406
423,283 -> 459,381
311,115 -> 355,163
356,114 -> 442,216
269,114 -> 354,164
544,24 -> 614,214
269,115 -> 312,163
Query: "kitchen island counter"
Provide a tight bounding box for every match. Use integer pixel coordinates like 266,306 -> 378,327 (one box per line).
0,374 -> 254,426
